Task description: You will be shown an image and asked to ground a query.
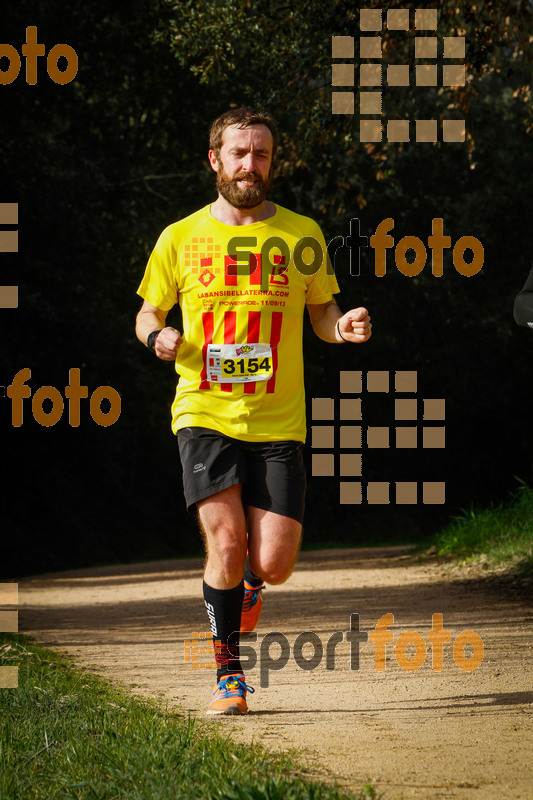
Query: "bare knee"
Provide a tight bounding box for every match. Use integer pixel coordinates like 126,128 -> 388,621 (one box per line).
249,555 -> 295,585
246,507 -> 302,586
203,520 -> 247,586
210,534 -> 246,572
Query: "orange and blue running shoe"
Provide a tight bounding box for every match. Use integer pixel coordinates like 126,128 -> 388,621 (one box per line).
206,673 -> 255,715
240,579 -> 264,633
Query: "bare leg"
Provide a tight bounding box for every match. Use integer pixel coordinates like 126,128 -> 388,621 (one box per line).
197,484 -> 248,684
246,505 -> 302,585
197,483 -> 248,589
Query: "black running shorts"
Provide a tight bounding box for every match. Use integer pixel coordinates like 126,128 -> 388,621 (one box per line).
177,426 -> 306,523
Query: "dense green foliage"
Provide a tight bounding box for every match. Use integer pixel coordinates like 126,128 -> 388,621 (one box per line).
0,634 -> 378,800
433,481 -> 533,575
1,1 -> 532,574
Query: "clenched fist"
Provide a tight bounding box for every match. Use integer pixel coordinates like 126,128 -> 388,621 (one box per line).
336,308 -> 372,344
154,327 -> 183,360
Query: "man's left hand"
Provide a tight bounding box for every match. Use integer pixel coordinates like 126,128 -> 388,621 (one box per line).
336,308 -> 372,343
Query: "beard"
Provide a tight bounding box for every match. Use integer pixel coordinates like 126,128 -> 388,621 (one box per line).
216,163 -> 272,209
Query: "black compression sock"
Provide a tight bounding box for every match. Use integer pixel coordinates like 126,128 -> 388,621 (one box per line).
203,580 -> 244,681
244,555 -> 264,588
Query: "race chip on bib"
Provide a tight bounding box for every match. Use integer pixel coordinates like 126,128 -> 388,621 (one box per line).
206,343 -> 274,383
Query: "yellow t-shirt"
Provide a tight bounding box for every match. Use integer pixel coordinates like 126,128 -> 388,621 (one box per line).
137,203 -> 339,442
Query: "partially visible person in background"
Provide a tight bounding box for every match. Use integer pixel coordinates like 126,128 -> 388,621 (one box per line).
513,266 -> 533,328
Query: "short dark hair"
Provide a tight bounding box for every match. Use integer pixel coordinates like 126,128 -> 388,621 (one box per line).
209,107 -> 278,161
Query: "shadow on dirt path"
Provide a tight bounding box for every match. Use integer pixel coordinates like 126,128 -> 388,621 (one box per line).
18,547 -> 533,799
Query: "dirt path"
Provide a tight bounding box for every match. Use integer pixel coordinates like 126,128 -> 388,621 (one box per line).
18,547 -> 533,799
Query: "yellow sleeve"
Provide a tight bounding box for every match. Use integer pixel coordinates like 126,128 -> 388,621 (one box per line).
137,226 -> 179,311
305,223 -> 340,304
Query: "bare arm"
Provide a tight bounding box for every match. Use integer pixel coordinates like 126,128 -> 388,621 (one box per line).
307,299 -> 372,344
135,299 -> 183,361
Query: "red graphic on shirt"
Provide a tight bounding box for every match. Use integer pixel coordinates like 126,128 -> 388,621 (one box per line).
224,254 -> 243,286
198,269 -> 215,287
249,253 -> 262,286
270,256 -> 289,286
200,312 -> 214,390
266,312 -> 283,394
200,310 -> 282,393
224,253 -> 289,288
244,311 -> 261,395
221,311 -> 237,393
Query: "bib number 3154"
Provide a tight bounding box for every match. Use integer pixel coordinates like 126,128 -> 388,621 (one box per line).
207,343 -> 273,383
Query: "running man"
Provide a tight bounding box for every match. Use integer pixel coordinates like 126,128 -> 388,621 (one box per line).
135,107 -> 372,714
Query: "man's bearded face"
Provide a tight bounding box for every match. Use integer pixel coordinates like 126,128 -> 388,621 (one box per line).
215,159 -> 272,209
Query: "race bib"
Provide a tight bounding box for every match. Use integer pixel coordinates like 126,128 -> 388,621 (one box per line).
207,343 -> 273,383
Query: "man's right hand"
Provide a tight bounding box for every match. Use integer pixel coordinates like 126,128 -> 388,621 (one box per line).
154,327 -> 182,361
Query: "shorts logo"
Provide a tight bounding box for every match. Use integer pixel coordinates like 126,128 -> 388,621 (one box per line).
193,462 -> 207,474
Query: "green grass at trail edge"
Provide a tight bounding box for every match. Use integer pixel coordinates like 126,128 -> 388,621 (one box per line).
431,482 -> 533,578
0,635 -> 380,800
